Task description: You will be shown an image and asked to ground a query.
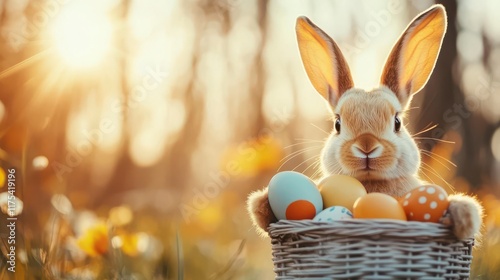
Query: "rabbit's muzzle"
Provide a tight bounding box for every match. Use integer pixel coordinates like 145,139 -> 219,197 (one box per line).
352,133 -> 383,161
341,133 -> 397,178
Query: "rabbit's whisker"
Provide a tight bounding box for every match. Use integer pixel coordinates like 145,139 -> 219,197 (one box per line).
278,146 -> 322,171
281,145 -> 322,162
303,158 -> 321,175
418,167 -> 436,185
412,124 -> 438,137
309,123 -> 331,136
311,168 -> 322,180
422,149 -> 457,167
419,162 -> 454,190
414,137 -> 455,144
420,151 -> 452,171
403,106 -> 419,113
311,161 -> 329,179
420,149 -> 457,168
329,166 -> 341,176
292,153 -> 322,173
304,157 -> 320,173
294,138 -> 326,144
284,141 -> 323,149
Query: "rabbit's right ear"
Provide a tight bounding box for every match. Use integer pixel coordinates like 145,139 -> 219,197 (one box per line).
296,17 -> 354,107
380,5 -> 447,108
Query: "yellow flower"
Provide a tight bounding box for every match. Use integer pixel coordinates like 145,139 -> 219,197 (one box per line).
222,137 -> 283,177
0,167 -> 5,188
77,222 -> 109,257
112,233 -> 140,257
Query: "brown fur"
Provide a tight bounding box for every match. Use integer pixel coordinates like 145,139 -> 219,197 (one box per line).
339,91 -> 395,134
340,134 -> 397,175
247,188 -> 277,236
327,89 -> 420,184
444,194 -> 484,240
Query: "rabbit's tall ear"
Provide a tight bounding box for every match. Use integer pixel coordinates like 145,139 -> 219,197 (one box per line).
380,5 -> 447,107
296,17 -> 354,107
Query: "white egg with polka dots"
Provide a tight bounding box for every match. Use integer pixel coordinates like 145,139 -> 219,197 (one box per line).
399,185 -> 449,223
313,206 -> 353,223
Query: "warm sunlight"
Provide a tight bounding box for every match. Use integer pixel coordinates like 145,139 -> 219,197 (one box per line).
2,1 -> 500,279
50,6 -> 113,68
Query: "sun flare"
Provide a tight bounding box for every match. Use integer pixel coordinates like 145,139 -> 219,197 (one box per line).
50,7 -> 113,68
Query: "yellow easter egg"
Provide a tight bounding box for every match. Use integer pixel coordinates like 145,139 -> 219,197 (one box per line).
318,175 -> 367,211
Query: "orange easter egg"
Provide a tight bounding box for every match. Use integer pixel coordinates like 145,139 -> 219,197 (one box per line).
353,193 -> 407,221
400,185 -> 449,223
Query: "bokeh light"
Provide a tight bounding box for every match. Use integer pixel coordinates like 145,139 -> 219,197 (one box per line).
32,155 -> 49,170
0,192 -> 23,216
50,3 -> 113,68
51,194 -> 73,215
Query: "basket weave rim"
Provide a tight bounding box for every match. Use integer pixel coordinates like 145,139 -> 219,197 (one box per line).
269,220 -> 474,279
268,219 -> 471,241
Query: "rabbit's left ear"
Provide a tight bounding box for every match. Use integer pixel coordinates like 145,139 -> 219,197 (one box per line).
380,5 -> 447,107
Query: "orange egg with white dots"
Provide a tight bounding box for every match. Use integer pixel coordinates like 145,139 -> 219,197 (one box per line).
400,185 -> 449,223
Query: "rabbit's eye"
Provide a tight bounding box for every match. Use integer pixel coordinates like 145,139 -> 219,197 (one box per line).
335,116 -> 341,133
394,114 -> 401,132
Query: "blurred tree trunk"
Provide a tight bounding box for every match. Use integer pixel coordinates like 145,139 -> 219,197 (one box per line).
248,0 -> 268,137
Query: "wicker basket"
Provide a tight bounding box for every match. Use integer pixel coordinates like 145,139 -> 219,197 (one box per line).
269,219 -> 474,279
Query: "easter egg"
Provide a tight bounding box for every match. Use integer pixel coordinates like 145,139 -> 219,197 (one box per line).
318,175 -> 366,211
268,171 -> 323,220
353,193 -> 407,220
400,185 -> 449,223
313,206 -> 353,222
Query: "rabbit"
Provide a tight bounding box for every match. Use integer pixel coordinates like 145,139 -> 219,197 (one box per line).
247,5 -> 483,240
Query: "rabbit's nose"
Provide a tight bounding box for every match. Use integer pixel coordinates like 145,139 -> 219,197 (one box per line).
352,144 -> 383,158
352,133 -> 383,158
